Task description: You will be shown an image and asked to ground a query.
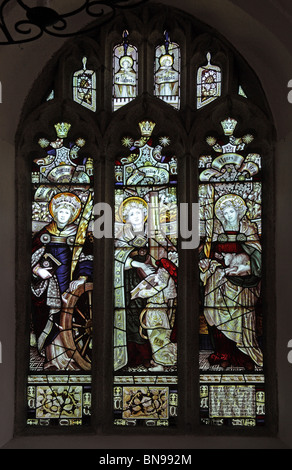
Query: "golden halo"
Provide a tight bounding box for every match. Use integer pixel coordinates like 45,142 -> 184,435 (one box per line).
119,55 -> 134,68
159,54 -> 174,66
118,196 -> 148,223
49,192 -> 82,224
214,194 -> 247,220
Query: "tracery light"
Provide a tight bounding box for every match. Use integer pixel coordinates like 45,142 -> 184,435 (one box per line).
16,2 -> 274,433
113,29 -> 138,111
154,30 -> 181,109
0,0 -> 149,45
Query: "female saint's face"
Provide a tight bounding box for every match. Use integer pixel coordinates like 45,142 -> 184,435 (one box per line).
127,207 -> 144,226
57,207 -> 71,225
223,206 -> 238,225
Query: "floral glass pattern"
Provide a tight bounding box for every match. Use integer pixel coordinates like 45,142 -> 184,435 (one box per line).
18,5 -> 274,433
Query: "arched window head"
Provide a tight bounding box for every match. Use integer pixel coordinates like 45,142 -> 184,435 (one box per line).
15,3 -> 276,436
154,31 -> 180,109
113,30 -> 138,112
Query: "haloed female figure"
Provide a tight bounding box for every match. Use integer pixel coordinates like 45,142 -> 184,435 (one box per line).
114,197 -> 156,370
199,194 -> 263,371
31,192 -> 93,370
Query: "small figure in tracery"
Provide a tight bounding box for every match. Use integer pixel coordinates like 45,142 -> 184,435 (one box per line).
114,55 -> 136,99
113,30 -> 137,111
155,53 -> 179,98
154,31 -> 180,109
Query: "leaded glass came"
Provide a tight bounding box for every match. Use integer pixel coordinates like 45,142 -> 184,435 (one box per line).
154,32 -> 180,110
73,57 -> 96,112
113,120 -> 178,427
197,52 -> 221,109
198,118 -> 264,426
113,30 -> 138,112
28,122 -> 94,426
17,4 -> 274,435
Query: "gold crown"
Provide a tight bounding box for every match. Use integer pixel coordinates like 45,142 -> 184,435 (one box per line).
54,122 -> 71,138
139,120 -> 156,137
221,118 -> 237,136
49,192 -> 82,222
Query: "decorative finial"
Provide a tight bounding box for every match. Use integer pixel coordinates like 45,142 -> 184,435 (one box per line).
54,122 -> 71,138
139,120 -> 156,137
221,118 -> 238,136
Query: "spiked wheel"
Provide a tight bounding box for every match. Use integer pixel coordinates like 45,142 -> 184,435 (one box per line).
60,282 -> 93,371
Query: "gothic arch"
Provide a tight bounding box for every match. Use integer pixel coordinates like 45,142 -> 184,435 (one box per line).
14,3 -> 276,437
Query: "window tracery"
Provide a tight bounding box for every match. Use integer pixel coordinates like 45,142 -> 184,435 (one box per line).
113,30 -> 138,112
154,31 -> 181,109
198,118 -> 264,426
197,52 -> 221,109
28,121 -> 94,426
73,56 -> 97,112
15,4 -> 275,435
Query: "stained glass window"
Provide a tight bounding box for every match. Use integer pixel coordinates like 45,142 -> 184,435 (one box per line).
28,122 -> 94,426
113,30 -> 138,112
73,57 -> 96,112
198,117 -> 264,426
154,31 -> 180,109
16,3 -> 275,436
113,120 -> 178,427
197,52 -> 221,109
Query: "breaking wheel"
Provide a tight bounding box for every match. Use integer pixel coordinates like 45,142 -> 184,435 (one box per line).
60,282 -> 93,371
